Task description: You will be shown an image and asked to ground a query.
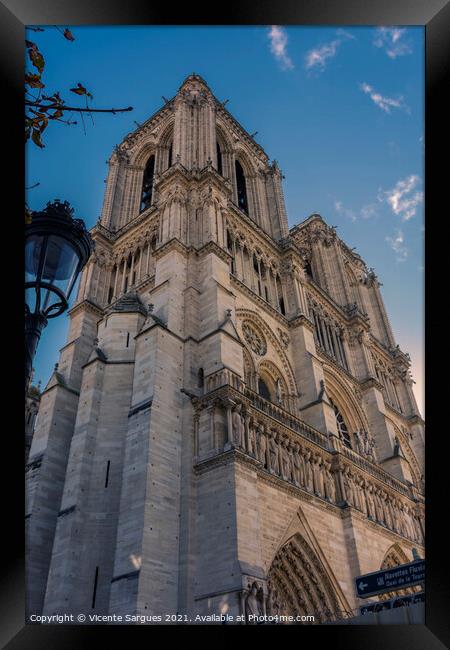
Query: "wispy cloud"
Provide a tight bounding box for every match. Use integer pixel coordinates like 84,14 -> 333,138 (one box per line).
334,199 -> 378,223
373,27 -> 412,59
334,200 -> 356,222
379,174 -> 423,221
305,29 -> 354,72
386,229 -> 408,262
360,203 -> 378,220
360,82 -> 409,114
268,26 -> 294,70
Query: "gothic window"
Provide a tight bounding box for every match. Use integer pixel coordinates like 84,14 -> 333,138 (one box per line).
216,141 -> 223,176
330,400 -> 352,449
227,231 -> 235,274
275,275 -> 285,315
258,377 -> 271,401
140,154 -> 155,212
168,143 -> 173,168
197,367 -> 204,389
235,160 -> 249,215
242,322 -> 267,356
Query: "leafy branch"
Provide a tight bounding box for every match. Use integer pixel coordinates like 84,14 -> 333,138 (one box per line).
25,29 -> 133,148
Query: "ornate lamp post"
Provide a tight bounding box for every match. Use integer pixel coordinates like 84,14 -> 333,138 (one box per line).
25,199 -> 94,393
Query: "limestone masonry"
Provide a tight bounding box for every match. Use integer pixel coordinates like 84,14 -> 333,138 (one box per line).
26,74 -> 425,624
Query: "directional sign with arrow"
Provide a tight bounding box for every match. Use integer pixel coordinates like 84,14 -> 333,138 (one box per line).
355,559 -> 425,599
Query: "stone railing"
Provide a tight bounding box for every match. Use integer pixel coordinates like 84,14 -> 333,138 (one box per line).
339,444 -> 411,498
204,367 -> 328,449
195,371 -> 424,547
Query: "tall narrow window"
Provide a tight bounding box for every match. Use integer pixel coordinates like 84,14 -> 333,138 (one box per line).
258,377 -> 271,402
331,400 -> 352,449
168,143 -> 173,168
235,160 -> 248,215
216,142 -> 223,176
140,154 -> 155,212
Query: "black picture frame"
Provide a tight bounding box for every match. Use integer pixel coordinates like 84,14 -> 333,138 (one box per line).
2,1 -> 448,647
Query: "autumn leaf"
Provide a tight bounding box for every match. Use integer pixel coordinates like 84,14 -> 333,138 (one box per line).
31,129 -> 44,148
63,28 -> 75,41
25,72 -> 45,88
27,41 -> 45,74
70,82 -> 93,100
49,109 -> 63,120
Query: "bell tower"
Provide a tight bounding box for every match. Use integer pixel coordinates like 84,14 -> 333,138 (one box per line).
26,74 -> 424,624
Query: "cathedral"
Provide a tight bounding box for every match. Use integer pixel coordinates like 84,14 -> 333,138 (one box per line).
25,74 -> 425,624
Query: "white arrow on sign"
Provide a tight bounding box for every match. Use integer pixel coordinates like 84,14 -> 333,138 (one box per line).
358,581 -> 368,591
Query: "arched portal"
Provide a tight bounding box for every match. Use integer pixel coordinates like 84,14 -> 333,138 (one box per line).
378,544 -> 420,601
267,534 -> 343,623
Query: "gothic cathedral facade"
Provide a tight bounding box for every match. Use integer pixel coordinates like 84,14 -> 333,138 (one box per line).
26,74 -> 425,623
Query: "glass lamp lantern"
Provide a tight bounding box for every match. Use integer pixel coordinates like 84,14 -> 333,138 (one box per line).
25,199 -> 94,391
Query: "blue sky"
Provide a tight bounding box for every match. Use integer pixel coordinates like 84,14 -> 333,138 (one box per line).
26,25 -> 424,414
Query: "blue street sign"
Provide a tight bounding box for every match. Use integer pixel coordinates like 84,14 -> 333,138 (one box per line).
355,559 -> 425,599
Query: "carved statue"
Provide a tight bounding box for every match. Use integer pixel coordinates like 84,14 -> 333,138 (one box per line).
303,450 -> 314,492
244,581 -> 263,623
280,438 -> 292,481
257,425 -> 267,467
246,419 -> 255,457
312,454 -> 324,497
357,477 -> 367,514
231,404 -> 245,448
343,468 -> 355,507
266,582 -> 281,617
268,431 -> 280,475
323,460 -> 336,502
291,443 -> 302,486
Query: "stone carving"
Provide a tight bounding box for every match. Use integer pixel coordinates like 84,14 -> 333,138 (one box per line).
268,431 -> 280,475
247,420 -> 257,457
244,581 -> 264,623
256,424 -> 267,467
231,404 -> 245,448
277,328 -> 290,350
280,438 -> 292,482
323,461 -> 336,502
303,450 -> 314,493
242,322 -> 267,356
291,443 -> 302,486
266,582 -> 281,617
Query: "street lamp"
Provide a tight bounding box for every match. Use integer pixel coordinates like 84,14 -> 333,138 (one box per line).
25,199 -> 94,392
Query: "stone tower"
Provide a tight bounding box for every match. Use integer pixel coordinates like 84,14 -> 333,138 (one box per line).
26,74 -> 425,624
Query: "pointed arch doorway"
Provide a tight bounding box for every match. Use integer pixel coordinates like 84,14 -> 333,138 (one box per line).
266,534 -> 346,623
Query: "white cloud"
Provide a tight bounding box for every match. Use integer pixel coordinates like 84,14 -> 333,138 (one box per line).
379,174 -> 423,221
305,30 -> 354,72
360,203 -> 378,220
268,26 -> 294,70
360,82 -> 409,114
373,27 -> 412,59
334,200 -> 356,222
386,229 -> 408,262
334,199 -> 380,223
